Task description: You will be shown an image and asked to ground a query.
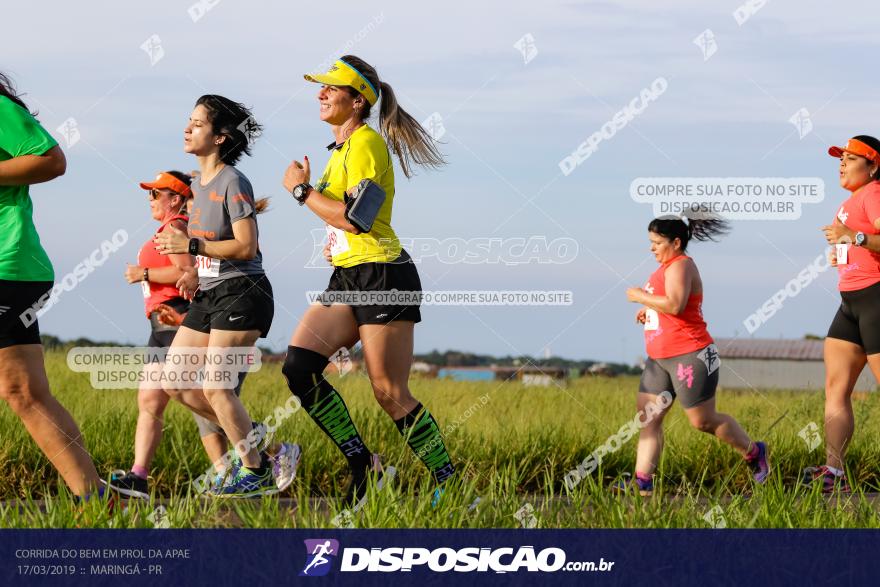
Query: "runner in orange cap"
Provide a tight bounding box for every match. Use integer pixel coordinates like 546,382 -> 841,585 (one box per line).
811,134 -> 880,492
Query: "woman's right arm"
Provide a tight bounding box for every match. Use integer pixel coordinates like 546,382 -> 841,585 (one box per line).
128,221 -> 194,284
0,145 -> 66,186
634,261 -> 692,315
303,189 -> 361,234
283,157 -> 361,233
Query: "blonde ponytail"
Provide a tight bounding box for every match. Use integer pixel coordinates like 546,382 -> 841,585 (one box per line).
341,55 -> 446,178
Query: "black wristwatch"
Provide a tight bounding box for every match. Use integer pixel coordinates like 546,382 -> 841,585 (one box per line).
188,238 -> 201,256
292,183 -> 312,206
143,268 -> 149,282
855,231 -> 867,247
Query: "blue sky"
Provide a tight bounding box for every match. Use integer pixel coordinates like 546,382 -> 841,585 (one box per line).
3,1 -> 880,362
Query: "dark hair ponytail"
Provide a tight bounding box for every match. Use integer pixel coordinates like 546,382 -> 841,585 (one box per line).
648,210 -> 729,252
0,72 -> 34,115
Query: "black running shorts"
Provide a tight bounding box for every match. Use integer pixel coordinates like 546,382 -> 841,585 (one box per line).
0,280 -> 53,349
323,249 -> 422,326
182,275 -> 274,338
827,281 -> 880,355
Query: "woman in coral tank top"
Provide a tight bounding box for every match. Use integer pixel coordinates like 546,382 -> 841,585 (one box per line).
615,214 -> 769,496
813,135 -> 880,493
111,171 -> 200,497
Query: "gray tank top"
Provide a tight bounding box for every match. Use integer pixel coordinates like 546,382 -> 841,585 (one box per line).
188,165 -> 264,290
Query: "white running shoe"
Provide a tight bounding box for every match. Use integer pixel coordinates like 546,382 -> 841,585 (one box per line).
271,442 -> 302,492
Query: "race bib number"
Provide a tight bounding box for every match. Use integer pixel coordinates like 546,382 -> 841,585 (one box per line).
196,255 -> 220,277
836,243 -> 848,265
644,308 -> 659,331
326,225 -> 350,257
141,280 -> 151,298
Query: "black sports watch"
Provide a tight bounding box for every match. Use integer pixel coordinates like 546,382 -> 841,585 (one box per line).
188,238 -> 201,256
292,183 -> 312,206
855,231 -> 867,247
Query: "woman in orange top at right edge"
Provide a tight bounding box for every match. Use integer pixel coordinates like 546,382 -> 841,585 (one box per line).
616,214 -> 769,496
815,135 -> 880,493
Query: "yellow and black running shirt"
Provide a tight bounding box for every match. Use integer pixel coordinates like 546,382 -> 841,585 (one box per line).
316,124 -> 400,267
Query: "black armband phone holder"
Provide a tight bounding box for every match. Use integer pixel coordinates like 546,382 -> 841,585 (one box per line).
344,179 -> 386,233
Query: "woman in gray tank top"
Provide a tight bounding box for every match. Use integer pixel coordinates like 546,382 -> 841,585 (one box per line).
151,95 -> 300,498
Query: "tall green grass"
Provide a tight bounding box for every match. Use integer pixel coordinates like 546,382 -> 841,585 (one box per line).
1,351 -> 879,528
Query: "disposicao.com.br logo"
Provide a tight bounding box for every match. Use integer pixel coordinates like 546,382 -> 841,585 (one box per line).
301,539 -> 339,577
301,539 -> 613,575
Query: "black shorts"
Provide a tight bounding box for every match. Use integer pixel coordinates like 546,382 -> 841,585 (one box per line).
182,275 -> 274,338
0,280 -> 53,349
145,297 -> 190,357
639,344 -> 721,409
827,281 -> 880,355
146,328 -> 175,350
324,249 -> 422,326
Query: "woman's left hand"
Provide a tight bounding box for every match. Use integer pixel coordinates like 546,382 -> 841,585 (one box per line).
154,224 -> 190,255
626,287 -> 645,303
282,156 -> 310,194
822,218 -> 855,245
176,267 -> 199,300
154,303 -> 186,326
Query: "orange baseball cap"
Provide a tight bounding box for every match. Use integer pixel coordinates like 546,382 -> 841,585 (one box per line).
139,172 -> 193,198
828,136 -> 880,165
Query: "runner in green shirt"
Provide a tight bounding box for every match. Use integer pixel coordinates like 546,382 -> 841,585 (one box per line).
0,72 -> 102,500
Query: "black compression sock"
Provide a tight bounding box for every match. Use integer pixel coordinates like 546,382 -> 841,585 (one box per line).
394,403 -> 456,483
283,346 -> 373,473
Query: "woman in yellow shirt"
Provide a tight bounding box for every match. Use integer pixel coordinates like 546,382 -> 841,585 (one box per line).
282,55 -> 453,506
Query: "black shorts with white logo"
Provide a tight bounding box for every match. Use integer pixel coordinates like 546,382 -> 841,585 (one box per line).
0,280 -> 53,349
182,274 -> 274,338
324,249 -> 422,326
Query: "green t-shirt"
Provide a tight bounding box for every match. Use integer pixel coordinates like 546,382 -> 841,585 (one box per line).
0,96 -> 55,281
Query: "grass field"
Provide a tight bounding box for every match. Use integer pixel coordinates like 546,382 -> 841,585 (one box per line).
2,350 -> 880,528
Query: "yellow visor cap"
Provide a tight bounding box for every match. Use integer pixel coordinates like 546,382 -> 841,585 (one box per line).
304,59 -> 380,106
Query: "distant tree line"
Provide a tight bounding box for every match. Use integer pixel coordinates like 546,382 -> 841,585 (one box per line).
410,349 -> 641,376
39,335 -> 641,375
40,334 -> 127,350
